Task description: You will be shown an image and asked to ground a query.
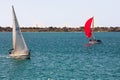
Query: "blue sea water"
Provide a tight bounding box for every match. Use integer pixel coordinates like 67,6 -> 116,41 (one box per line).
0,32 -> 120,80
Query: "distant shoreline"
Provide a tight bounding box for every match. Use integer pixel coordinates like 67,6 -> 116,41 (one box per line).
0,26 -> 120,32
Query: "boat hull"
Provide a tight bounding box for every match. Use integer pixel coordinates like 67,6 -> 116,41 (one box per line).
10,54 -> 30,59
9,51 -> 30,59
89,39 -> 102,44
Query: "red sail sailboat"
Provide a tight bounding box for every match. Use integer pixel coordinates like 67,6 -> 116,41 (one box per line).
84,17 -> 101,44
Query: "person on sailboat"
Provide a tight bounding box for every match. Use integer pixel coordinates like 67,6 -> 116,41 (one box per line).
8,48 -> 14,54
89,38 -> 101,44
89,39 -> 96,44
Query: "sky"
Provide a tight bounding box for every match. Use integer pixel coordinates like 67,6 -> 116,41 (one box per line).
0,0 -> 120,27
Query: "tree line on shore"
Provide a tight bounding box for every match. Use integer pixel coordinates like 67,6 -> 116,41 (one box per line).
0,26 -> 120,32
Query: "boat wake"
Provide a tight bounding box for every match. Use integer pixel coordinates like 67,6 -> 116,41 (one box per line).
0,55 -> 10,59
84,43 -> 93,47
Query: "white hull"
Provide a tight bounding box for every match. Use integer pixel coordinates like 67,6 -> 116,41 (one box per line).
89,41 -> 99,44
10,51 -> 30,59
89,40 -> 102,44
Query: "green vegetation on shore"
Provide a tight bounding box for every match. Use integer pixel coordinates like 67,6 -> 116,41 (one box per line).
0,26 -> 120,32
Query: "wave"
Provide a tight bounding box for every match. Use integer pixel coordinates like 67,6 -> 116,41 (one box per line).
0,55 -> 10,59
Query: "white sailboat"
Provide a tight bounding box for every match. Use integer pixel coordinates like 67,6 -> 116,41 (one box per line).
9,6 -> 30,59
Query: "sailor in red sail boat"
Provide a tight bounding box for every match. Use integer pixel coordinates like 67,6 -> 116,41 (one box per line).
89,39 -> 102,44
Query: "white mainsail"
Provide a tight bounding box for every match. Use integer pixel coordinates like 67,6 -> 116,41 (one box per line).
10,6 -> 30,59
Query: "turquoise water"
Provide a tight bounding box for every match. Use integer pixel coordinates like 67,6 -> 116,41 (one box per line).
0,32 -> 120,80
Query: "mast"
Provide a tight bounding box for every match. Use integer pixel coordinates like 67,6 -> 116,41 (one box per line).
12,6 -> 15,49
91,16 -> 95,39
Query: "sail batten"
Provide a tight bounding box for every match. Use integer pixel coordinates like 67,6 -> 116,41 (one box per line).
84,17 -> 93,38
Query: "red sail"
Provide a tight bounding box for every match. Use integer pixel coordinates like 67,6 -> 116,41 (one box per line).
84,17 -> 93,38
